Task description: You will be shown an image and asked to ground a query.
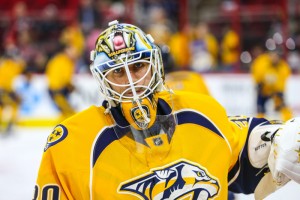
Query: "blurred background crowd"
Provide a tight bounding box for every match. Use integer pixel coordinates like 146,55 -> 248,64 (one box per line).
1,0 -> 300,74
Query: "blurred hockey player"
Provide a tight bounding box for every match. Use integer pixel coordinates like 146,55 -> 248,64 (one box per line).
145,18 -> 209,95
220,26 -> 240,71
34,21 -> 300,200
251,49 -> 292,121
0,41 -> 25,135
45,44 -> 78,120
156,30 -> 210,96
190,22 -> 219,72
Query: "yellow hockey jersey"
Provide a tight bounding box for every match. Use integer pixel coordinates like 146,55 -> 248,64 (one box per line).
250,53 -> 290,96
45,52 -> 75,91
34,91 -> 272,199
0,57 -> 24,91
169,31 -> 191,68
221,29 -> 239,66
165,71 -> 210,95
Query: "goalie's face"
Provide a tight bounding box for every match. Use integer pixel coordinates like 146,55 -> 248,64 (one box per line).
105,59 -> 152,99
90,22 -> 165,105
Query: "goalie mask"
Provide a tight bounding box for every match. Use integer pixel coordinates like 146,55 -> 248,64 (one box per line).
90,20 -> 166,130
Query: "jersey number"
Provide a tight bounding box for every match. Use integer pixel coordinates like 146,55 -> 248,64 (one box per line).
33,185 -> 60,200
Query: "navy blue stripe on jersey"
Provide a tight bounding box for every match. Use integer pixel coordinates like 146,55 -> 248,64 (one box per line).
157,98 -> 172,115
110,106 -> 130,127
93,126 -> 129,166
228,117 -> 269,194
227,155 -> 241,185
92,127 -> 118,166
176,110 -> 224,139
248,117 -> 269,136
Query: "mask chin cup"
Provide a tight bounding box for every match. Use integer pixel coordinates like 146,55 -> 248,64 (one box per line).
120,97 -> 157,130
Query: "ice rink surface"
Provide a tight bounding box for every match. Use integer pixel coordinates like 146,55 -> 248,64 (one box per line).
0,127 -> 299,200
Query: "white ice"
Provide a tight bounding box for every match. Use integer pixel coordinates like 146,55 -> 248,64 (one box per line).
0,127 -> 299,200
0,127 -> 49,200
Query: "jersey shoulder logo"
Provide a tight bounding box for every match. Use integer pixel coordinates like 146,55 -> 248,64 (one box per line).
118,159 -> 220,199
44,125 -> 68,151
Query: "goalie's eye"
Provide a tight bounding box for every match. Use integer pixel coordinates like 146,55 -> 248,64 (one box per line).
112,68 -> 125,77
113,68 -> 123,74
134,62 -> 143,68
131,62 -> 147,73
